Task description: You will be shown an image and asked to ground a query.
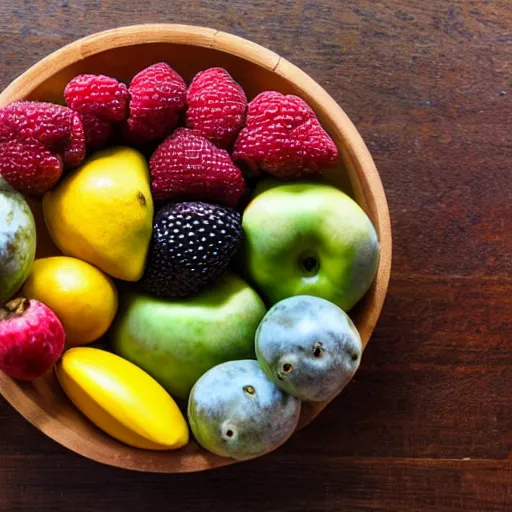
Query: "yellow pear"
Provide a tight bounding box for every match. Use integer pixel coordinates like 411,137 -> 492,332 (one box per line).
43,147 -> 154,281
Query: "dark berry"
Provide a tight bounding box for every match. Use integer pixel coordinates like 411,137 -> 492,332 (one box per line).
140,202 -> 243,297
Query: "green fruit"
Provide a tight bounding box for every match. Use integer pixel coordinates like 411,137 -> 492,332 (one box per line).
240,180 -> 379,311
111,272 -> 266,399
0,186 -> 36,304
188,360 -> 301,460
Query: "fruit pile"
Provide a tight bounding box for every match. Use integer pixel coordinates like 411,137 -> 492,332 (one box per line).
0,63 -> 379,461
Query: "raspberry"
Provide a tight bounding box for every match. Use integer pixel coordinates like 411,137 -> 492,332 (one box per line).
80,114 -> 112,149
0,101 -> 86,194
0,101 -> 85,157
150,128 -> 246,207
0,138 -> 62,195
64,74 -> 130,122
64,74 -> 129,151
186,68 -> 247,150
124,63 -> 187,145
64,111 -> 87,167
233,91 -> 339,178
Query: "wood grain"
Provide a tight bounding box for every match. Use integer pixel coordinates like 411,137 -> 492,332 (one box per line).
0,0 -> 510,510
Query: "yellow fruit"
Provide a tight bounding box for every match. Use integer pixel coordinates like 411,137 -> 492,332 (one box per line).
43,147 -> 154,281
23,256 -> 118,347
56,348 -> 189,450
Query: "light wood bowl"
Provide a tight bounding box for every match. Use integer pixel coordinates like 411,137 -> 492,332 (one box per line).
0,24 -> 392,473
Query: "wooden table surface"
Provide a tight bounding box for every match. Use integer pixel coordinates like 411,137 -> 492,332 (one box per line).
1,1 -> 510,510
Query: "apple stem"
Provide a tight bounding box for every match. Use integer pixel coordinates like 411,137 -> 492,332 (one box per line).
300,255 -> 320,275
0,297 -> 30,320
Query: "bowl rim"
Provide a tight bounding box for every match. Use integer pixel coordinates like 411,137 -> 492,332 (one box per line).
0,23 -> 392,473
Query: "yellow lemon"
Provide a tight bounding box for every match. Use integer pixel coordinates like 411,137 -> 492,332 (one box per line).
43,147 -> 154,281
56,348 -> 189,450
23,256 -> 118,347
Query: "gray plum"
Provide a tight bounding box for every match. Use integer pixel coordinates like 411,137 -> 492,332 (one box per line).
188,360 -> 301,461
256,295 -> 362,402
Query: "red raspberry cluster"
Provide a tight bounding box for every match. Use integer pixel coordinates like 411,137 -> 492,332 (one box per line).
0,62 -> 339,205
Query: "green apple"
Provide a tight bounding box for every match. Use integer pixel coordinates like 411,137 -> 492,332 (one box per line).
0,184 -> 36,304
239,180 -> 379,311
110,272 -> 266,399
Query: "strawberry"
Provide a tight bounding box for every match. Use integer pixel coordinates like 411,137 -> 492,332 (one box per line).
0,101 -> 86,195
124,63 -> 187,145
233,91 -> 339,178
150,128 -> 246,207
186,68 -> 247,150
0,298 -> 65,381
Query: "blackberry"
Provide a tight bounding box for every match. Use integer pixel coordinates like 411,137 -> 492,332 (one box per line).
140,201 -> 242,297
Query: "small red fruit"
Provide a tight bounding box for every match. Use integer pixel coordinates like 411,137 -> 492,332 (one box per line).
0,138 -> 62,195
186,68 -> 247,150
80,114 -> 113,150
233,91 -> 339,179
64,74 -> 130,122
124,63 -> 187,145
64,111 -> 88,167
150,128 -> 246,207
0,101 -> 86,194
64,74 -> 130,150
0,298 -> 65,381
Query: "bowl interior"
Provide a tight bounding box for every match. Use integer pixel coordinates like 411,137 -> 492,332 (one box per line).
0,26 -> 391,473
30,43 -> 295,106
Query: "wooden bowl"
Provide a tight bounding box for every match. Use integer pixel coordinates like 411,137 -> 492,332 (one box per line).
0,24 -> 392,473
